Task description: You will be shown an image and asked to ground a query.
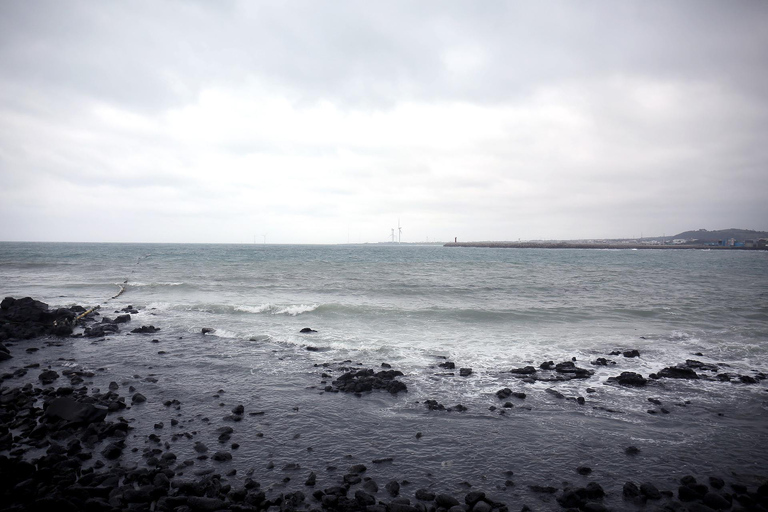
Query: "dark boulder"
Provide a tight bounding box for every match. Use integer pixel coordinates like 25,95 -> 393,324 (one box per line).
510,366 -> 537,375
609,372 -> 647,387
44,396 -> 108,424
331,367 -> 407,394
300,327 -> 317,333
623,349 -> 641,358
39,369 -> 60,385
131,325 -> 160,334
415,489 -> 436,501
113,314 -> 131,324
656,366 -> 699,379
435,494 -> 460,508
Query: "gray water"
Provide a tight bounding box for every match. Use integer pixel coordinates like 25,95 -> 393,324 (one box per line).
1,242 -> 767,508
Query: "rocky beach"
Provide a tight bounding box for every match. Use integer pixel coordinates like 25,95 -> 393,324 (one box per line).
2,295 -> 768,512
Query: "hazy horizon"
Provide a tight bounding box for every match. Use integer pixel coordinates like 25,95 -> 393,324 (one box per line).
1,1 -> 767,244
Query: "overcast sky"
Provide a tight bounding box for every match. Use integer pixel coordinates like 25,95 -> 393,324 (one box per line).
1,1 -> 766,243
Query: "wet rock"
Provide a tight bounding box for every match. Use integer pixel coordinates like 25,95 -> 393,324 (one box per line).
586,482 -> 605,499
44,396 -> 108,424
355,490 -> 376,506
201,328 -> 215,334
101,442 -> 123,460
708,477 -> 725,490
363,479 -> 379,493
640,482 -> 661,500
415,489 -> 436,501
386,480 -> 401,497
212,451 -> 232,462
577,466 -> 592,475
331,368 -> 408,394
496,388 -> 512,399
131,325 -> 160,334
187,496 -> 226,511
623,482 -> 640,498
424,400 -> 445,411
464,491 -> 486,507
623,349 -> 641,358
132,393 -> 147,404
591,357 -> 614,366
546,388 -> 565,399
38,369 -> 60,385
555,361 -> 594,378
654,366 -> 700,379
609,371 -> 647,387
625,446 -> 640,455
113,314 -> 131,324
300,327 -> 317,333
510,366 -> 537,375
439,361 -> 456,369
702,492 -> 731,510
305,471 -> 316,486
459,368 -> 473,377
679,484 -> 706,501
436,494 -> 460,508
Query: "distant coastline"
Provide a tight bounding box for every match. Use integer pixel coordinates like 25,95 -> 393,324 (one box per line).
444,241 -> 767,250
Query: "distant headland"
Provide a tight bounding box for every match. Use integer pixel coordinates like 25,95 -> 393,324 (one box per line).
445,228 -> 768,250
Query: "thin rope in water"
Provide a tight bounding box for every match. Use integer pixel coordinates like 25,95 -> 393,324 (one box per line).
73,253 -> 151,321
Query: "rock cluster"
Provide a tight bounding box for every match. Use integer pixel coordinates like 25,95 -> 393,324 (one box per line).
0,296 -> 80,345
327,368 -> 408,395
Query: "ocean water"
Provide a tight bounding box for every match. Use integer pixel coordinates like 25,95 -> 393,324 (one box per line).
1,242 -> 767,505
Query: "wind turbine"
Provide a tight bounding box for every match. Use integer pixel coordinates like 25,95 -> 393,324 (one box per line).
398,219 -> 402,243
390,228 -> 395,243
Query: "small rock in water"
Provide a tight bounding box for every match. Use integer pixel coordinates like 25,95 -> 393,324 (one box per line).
201,327 -> 215,334
625,446 -> 641,455
300,327 -> 317,333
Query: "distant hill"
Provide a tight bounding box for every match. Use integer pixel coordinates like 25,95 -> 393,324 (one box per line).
671,228 -> 768,242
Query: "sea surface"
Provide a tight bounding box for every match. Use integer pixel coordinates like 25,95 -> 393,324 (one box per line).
1,242 -> 767,506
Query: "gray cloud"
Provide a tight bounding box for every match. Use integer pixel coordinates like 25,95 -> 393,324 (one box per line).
1,0 -> 766,243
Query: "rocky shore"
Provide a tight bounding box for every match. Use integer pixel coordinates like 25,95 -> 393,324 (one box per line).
2,296 -> 768,512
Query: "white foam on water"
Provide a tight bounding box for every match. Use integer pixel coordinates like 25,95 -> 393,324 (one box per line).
234,303 -> 273,314
126,281 -> 185,287
272,304 -> 319,316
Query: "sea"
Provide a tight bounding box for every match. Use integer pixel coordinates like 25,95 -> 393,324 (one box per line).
1,242 -> 767,506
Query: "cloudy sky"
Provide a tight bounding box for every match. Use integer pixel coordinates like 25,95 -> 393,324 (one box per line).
1,1 -> 766,243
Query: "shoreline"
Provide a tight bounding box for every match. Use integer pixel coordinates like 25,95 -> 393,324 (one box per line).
2,297 -> 768,511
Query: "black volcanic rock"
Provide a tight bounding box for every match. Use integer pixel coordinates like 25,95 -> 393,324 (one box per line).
608,371 -> 648,387
330,368 -> 407,394
131,325 -> 160,334
655,366 -> 699,379
0,297 -> 77,343
44,396 -> 108,424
